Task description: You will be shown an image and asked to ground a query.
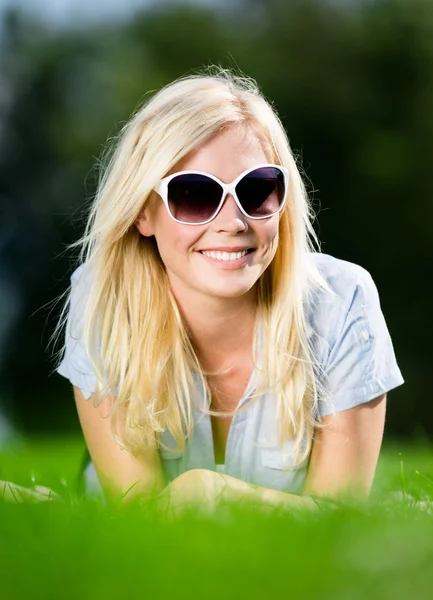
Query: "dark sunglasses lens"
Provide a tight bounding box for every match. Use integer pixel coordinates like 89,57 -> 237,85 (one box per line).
235,167 -> 286,217
167,174 -> 222,223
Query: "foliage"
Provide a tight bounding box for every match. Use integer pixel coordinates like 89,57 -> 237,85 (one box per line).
0,0 -> 431,436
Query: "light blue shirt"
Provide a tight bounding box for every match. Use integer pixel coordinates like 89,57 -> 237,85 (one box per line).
57,253 -> 405,497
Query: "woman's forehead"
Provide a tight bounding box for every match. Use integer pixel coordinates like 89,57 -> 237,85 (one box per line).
171,124 -> 272,175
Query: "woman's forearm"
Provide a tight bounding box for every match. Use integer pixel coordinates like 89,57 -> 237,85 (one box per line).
153,469 -> 322,518
213,471 -> 321,512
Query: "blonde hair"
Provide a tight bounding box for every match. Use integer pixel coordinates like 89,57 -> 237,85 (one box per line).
53,67 -> 336,467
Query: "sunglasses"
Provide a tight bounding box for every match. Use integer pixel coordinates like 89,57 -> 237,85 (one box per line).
153,163 -> 289,225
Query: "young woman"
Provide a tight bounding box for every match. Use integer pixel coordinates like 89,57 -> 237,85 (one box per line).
55,68 -> 404,514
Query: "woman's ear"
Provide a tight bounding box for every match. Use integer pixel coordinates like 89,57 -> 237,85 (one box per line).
135,203 -> 155,237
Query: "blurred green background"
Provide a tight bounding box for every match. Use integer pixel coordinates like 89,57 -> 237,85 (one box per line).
0,0 -> 431,443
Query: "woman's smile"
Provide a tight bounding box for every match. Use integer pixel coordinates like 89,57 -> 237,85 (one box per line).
197,248 -> 255,269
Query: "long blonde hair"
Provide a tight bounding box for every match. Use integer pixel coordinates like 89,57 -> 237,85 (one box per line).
53,67 -> 335,466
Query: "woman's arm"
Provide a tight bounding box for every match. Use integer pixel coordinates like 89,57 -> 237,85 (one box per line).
155,468 -> 321,519
159,393 -> 387,517
73,386 -> 167,505
303,393 -> 387,499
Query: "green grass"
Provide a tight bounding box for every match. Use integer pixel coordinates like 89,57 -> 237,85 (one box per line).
1,438 -> 433,599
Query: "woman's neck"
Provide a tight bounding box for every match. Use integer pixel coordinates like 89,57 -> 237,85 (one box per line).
173,290 -> 257,368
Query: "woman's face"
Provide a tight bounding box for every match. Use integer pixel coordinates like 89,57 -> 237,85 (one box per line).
135,124 -> 281,305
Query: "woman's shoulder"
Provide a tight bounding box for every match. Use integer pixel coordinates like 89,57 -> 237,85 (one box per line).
306,253 -> 404,413
308,251 -> 374,295
65,261 -> 97,337
68,262 -> 95,304
71,262 -> 86,280
70,262 -> 92,285
305,252 -> 380,348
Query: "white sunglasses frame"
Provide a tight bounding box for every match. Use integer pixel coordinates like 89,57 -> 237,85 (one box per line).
153,163 -> 289,225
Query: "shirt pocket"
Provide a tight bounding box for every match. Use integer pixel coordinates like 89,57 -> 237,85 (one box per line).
254,439 -> 310,494
260,440 -> 309,471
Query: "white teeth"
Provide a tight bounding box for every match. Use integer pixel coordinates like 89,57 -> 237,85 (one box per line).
201,250 -> 249,261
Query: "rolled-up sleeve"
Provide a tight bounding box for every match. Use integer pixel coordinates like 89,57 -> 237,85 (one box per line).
318,266 -> 404,417
56,265 -> 97,400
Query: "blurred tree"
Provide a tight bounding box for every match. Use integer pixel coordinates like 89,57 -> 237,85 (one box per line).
0,0 -> 431,439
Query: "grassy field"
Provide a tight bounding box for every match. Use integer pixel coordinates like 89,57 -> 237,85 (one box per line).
1,438 -> 432,600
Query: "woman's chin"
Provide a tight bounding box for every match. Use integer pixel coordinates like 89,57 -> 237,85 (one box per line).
201,280 -> 258,301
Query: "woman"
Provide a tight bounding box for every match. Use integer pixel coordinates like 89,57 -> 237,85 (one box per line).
54,68 -> 404,515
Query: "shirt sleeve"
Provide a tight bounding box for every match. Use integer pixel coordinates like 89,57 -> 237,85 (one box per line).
56,265 -> 98,400
318,265 -> 405,417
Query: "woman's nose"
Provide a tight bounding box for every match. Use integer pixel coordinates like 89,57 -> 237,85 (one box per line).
212,194 -> 248,233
